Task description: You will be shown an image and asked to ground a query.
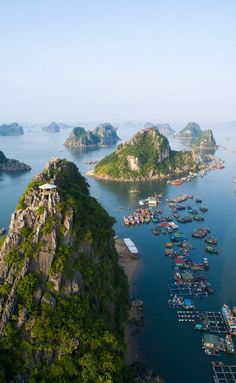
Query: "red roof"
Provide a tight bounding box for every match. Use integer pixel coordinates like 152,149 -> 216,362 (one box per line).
175,257 -> 185,264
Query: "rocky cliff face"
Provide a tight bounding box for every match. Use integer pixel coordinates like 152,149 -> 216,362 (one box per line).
0,123 -> 24,136
65,123 -> 120,148
93,128 -> 198,181
0,150 -> 31,172
42,122 -> 60,133
176,122 -> 202,140
93,123 -> 120,145
0,158 -> 128,382
193,129 -> 217,150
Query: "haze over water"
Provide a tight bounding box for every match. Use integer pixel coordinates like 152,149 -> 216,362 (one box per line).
0,124 -> 236,382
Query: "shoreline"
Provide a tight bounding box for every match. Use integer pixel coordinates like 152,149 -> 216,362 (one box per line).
86,169 -> 196,183
115,239 -> 141,366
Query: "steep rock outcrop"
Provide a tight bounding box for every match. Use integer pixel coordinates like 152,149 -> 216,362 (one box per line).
65,123 -> 120,148
42,122 -> 60,133
193,129 -> 217,150
0,150 -> 31,172
93,127 -> 198,181
176,122 -> 202,140
0,123 -> 24,136
0,158 -> 128,382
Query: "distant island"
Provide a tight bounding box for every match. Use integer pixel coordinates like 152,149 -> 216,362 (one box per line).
193,129 -> 218,150
0,150 -> 31,172
65,123 -> 120,148
156,123 -> 175,136
89,127 -> 199,181
175,122 -> 202,140
0,123 -> 24,136
42,121 -> 60,133
143,122 -> 175,136
175,123 -> 217,150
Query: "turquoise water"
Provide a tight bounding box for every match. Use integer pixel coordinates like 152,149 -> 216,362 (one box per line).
0,127 -> 236,382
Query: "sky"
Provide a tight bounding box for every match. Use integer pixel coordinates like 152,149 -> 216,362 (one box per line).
0,0 -> 236,124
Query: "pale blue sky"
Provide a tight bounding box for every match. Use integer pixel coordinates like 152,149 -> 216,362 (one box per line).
0,0 -> 235,124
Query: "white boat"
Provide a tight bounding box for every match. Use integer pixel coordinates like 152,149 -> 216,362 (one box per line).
123,238 -> 139,258
222,304 -> 236,336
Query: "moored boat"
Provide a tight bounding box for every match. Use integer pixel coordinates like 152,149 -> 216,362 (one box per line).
222,304 -> 236,336
123,238 -> 139,258
205,246 -> 218,255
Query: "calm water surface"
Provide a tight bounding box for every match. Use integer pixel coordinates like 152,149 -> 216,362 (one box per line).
0,127 -> 236,383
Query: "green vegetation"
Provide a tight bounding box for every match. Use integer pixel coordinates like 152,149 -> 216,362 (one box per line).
65,124 -> 120,148
94,127 -> 197,180
0,159 -> 131,382
193,129 -> 217,149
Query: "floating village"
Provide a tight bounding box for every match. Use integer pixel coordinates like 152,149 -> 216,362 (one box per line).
122,159 -> 236,382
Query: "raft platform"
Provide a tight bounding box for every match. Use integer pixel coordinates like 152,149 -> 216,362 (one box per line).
177,311 -> 229,333
168,284 -> 208,298
212,361 -> 236,382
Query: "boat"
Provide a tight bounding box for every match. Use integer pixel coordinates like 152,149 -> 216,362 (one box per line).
203,258 -> 209,269
193,215 -> 204,221
205,237 -> 218,245
169,179 -> 183,186
205,246 -> 218,255
196,198 -> 202,203
123,238 -> 139,258
200,206 -> 208,213
192,227 -> 210,238
222,304 -> 236,336
225,335 -> 235,354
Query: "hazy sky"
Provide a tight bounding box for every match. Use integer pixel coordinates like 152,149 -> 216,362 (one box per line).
0,0 -> 235,124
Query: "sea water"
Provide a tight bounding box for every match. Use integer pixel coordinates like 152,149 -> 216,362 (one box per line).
0,126 -> 236,383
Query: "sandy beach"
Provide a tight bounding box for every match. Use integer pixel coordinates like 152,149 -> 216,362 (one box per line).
115,238 -> 141,365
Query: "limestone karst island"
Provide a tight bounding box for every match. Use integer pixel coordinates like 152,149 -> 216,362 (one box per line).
65,123 -> 120,148
0,158 -> 130,381
90,127 -> 199,181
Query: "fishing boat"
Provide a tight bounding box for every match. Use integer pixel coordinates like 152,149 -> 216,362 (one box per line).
195,198 -> 202,203
168,179 -> 183,186
129,189 -> 140,194
200,206 -> 208,213
222,304 -> 236,336
205,237 -> 218,245
205,246 -> 219,255
192,227 -> 210,238
193,215 -> 204,221
203,258 -> 209,269
225,335 -> 235,354
123,238 -> 139,258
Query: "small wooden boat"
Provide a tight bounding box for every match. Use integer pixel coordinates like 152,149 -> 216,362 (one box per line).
205,246 -> 219,255
205,237 -> 218,245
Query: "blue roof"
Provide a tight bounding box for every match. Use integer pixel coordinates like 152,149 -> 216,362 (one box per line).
184,299 -> 193,305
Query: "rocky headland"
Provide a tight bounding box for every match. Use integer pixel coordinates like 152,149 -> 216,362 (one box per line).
0,150 -> 31,172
